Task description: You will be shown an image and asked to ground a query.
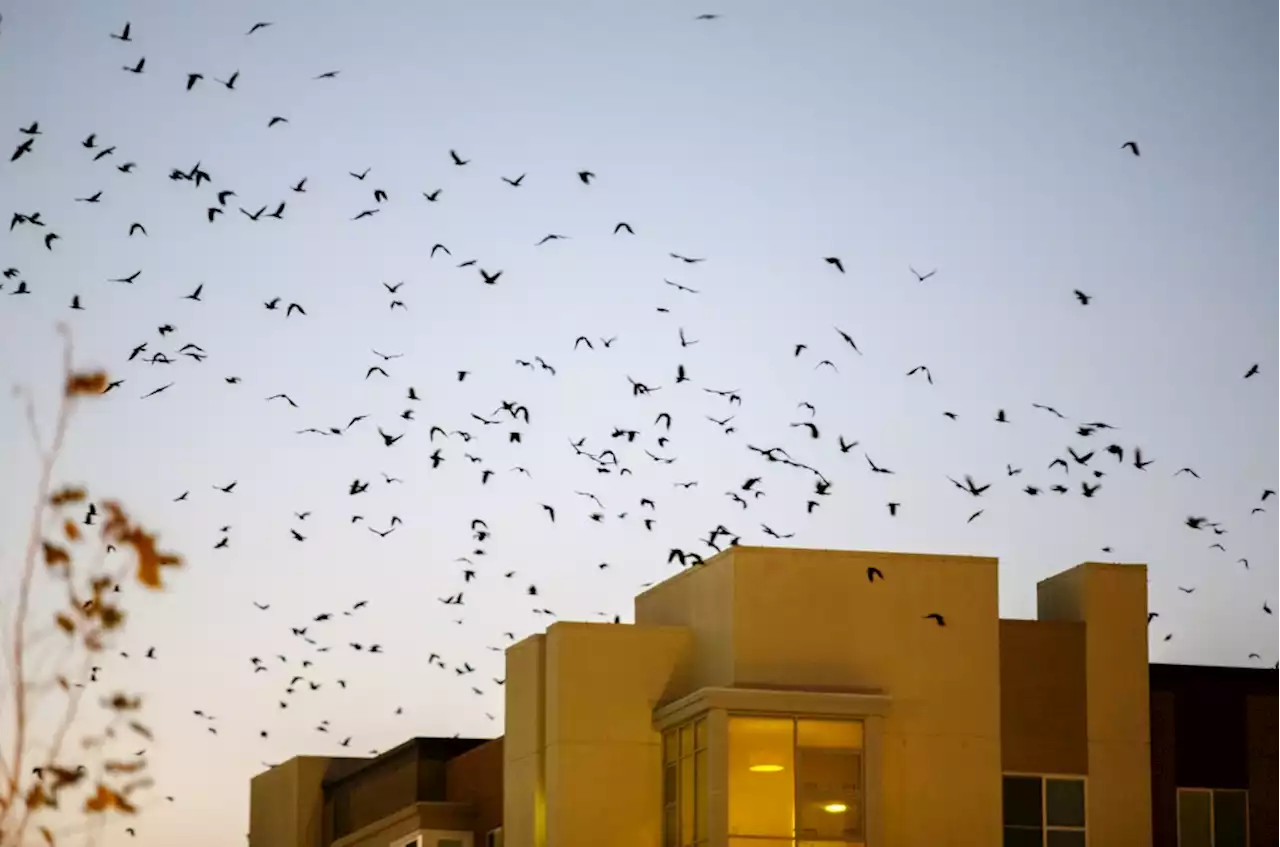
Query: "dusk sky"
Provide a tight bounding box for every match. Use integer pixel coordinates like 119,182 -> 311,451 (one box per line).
0,1 -> 1275,844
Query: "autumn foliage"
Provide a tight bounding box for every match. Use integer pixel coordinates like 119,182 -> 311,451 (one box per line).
1,327 -> 183,846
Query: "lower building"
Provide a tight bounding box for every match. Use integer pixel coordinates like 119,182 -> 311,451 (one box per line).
250,546 -> 1277,847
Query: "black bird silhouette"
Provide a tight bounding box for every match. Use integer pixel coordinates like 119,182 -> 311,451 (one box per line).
186,73 -> 203,90
578,170 -> 595,184
423,189 -> 442,202
449,150 -> 469,166
614,222 -> 634,235
824,257 -> 845,273
866,567 -> 884,582
502,173 -> 526,187
123,57 -> 145,74
1073,289 -> 1091,305
246,21 -> 272,35
1121,141 -> 1140,157
1243,363 -> 1259,379
910,266 -> 937,282
216,70 -> 240,89
268,116 -> 289,128
924,613 -> 946,626
111,22 -> 132,41
314,70 -> 341,80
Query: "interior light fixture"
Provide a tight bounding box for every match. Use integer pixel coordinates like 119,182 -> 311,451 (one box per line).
748,764 -> 785,773
823,802 -> 848,814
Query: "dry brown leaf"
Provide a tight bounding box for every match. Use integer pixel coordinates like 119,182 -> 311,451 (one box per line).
39,826 -> 56,846
25,784 -> 52,811
56,675 -> 70,691
100,605 -> 125,629
48,765 -> 86,789
104,693 -> 141,712
54,613 -> 76,634
49,486 -> 87,506
65,371 -> 108,397
104,759 -> 147,774
83,783 -> 137,814
127,721 -> 153,740
42,541 -> 71,570
63,518 -> 81,542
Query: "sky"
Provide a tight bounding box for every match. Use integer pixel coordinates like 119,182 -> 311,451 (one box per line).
0,0 -> 1275,843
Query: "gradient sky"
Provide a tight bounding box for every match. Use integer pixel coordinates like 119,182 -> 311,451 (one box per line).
1,1 -> 1276,844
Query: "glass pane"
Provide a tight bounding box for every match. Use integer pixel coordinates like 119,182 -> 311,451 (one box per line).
681,754 -> 695,845
681,724 -> 694,757
1047,830 -> 1086,847
694,749 -> 709,841
695,717 -> 708,750
796,745 -> 863,841
797,718 -> 863,750
1003,826 -> 1044,847
664,804 -> 678,847
728,716 -> 795,838
1177,790 -> 1212,847
664,729 -> 677,764
1003,776 -> 1043,827
1213,790 -> 1248,847
1045,779 -> 1085,827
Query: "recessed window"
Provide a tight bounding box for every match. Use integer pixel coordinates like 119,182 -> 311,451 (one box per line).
663,716 -> 709,847
727,716 -> 865,844
1002,774 -> 1086,846
1177,788 -> 1248,847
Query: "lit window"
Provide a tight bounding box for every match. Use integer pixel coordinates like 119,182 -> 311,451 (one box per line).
663,717 -> 709,847
1002,774 -> 1086,847
727,716 -> 864,845
1177,788 -> 1248,847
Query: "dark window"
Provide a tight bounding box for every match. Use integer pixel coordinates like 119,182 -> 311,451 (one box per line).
1178,788 -> 1248,847
1003,775 -> 1086,847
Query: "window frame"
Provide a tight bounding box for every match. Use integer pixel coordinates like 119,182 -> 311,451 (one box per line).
663,716 -> 710,847
1001,772 -> 1088,846
1176,787 -> 1250,847
726,712 -> 868,845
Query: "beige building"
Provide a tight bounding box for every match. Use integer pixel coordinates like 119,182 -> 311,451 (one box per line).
251,545 -> 1277,847
504,545 -> 1157,847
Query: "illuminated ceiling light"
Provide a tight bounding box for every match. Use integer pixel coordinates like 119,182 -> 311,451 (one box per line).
748,764 -> 785,773
823,802 -> 848,814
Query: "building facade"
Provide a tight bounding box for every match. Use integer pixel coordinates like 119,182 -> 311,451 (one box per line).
250,546 -> 1277,847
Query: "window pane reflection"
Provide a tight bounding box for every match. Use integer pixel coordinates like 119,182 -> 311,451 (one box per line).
1212,790 -> 1247,847
796,719 -> 863,842
1045,778 -> 1085,827
728,716 -> 795,838
1178,790 -> 1212,847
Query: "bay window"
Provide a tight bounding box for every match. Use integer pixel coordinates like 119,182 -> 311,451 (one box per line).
663,717 -> 709,847
727,715 -> 865,846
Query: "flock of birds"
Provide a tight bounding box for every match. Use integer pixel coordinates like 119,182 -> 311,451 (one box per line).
2,12 -> 1275,839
